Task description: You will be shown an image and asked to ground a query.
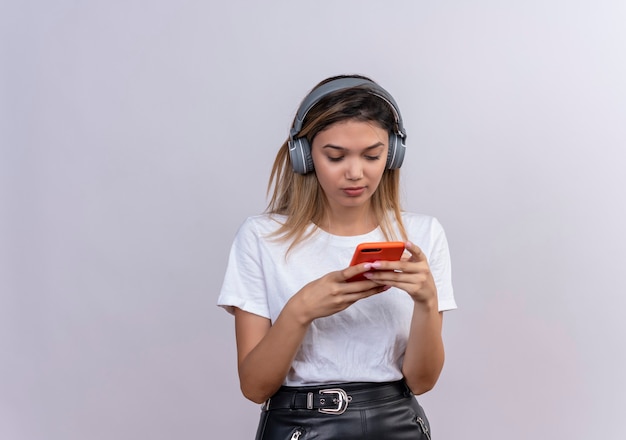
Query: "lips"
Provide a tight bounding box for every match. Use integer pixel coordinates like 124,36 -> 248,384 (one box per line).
342,186 -> 366,197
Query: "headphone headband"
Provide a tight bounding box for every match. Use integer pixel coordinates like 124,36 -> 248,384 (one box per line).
288,77 -> 407,174
291,78 -> 406,140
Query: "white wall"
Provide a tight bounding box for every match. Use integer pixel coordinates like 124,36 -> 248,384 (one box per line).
2,1 -> 625,438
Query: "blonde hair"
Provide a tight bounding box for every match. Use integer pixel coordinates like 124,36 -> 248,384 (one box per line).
266,75 -> 408,252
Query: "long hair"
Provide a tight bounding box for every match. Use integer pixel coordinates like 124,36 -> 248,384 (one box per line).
266,75 -> 408,251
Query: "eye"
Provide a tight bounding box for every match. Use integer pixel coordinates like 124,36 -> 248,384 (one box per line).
365,155 -> 381,161
327,156 -> 344,162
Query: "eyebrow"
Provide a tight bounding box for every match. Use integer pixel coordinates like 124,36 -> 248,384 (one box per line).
322,142 -> 385,151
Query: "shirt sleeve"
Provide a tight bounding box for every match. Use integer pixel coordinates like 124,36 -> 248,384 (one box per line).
429,218 -> 457,312
217,218 -> 271,318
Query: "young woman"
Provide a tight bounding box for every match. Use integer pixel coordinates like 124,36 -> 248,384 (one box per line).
218,75 -> 457,439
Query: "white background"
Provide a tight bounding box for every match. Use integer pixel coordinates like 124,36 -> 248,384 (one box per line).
2,1 -> 625,439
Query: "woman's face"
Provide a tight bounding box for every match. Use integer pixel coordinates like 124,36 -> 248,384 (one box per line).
310,119 -> 388,214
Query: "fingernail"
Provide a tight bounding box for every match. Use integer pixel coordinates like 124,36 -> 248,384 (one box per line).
363,272 -> 373,279
364,263 -> 373,270
370,261 -> 382,269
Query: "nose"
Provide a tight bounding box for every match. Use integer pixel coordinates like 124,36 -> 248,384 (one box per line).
345,158 -> 363,181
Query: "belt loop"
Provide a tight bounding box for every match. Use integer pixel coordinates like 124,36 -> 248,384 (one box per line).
401,380 -> 413,397
306,392 -> 314,409
290,391 -> 297,410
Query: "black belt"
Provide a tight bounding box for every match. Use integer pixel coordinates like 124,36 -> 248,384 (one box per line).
262,380 -> 412,415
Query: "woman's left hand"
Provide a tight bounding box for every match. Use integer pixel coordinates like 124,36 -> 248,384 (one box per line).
363,241 -> 437,305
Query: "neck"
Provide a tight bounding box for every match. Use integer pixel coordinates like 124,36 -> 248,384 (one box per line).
319,204 -> 378,236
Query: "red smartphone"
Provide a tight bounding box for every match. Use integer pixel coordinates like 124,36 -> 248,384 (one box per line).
347,241 -> 405,282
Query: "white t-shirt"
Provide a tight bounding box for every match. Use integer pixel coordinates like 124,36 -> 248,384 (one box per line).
217,212 -> 456,386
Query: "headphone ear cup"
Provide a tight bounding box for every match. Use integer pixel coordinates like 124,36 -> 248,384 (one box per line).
386,134 -> 406,169
288,137 -> 315,174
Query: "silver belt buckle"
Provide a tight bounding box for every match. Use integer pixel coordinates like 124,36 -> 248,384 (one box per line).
318,388 -> 350,415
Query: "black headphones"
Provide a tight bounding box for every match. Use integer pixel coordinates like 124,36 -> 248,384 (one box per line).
288,77 -> 407,175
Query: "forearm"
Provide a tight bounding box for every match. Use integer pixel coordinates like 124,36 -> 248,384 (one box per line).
401,300 -> 445,395
238,302 -> 310,403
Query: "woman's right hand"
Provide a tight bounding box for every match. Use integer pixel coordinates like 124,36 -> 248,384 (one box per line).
286,262 -> 391,324
235,262 -> 389,403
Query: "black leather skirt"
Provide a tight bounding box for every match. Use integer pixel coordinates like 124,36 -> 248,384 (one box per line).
255,380 -> 432,440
